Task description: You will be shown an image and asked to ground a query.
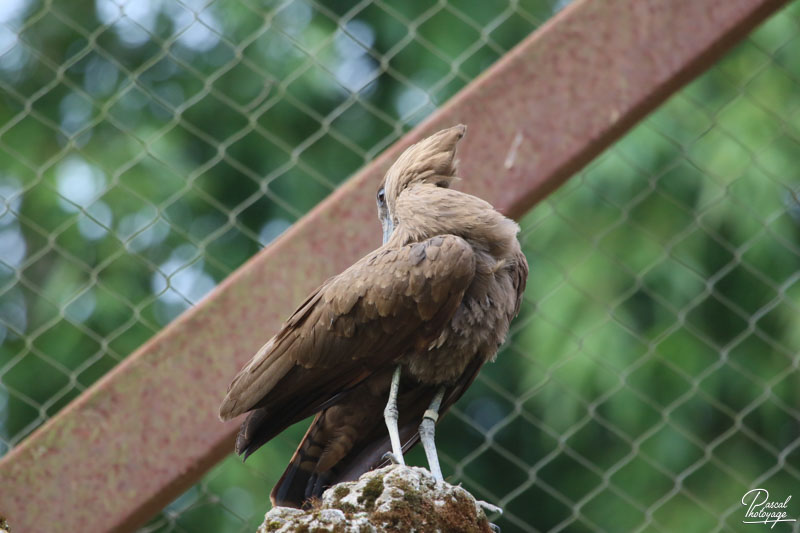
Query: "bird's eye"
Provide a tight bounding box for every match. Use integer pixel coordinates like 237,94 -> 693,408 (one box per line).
377,187 -> 386,207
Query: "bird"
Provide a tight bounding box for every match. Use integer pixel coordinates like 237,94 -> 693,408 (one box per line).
219,124 -> 528,508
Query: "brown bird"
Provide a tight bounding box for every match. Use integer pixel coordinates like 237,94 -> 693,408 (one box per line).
219,125 -> 528,508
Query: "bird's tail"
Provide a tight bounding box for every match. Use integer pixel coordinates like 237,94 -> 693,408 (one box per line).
270,412 -> 332,508
269,385 -> 435,508
267,358 -> 486,508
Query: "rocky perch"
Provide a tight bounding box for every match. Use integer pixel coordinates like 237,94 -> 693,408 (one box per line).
258,465 -> 494,533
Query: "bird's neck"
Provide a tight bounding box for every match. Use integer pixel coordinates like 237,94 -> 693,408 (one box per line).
390,185 -> 520,259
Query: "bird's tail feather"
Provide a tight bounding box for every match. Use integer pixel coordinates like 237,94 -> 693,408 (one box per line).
269,388 -> 433,508
265,359 -> 485,508
270,417 -> 421,508
270,412 -> 329,508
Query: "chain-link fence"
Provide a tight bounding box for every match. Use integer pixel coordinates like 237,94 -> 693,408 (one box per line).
2,1 -> 799,532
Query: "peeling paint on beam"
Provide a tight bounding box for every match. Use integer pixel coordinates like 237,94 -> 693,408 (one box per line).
0,0 -> 788,531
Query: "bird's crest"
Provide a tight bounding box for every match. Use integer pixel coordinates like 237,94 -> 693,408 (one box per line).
382,124 -> 466,204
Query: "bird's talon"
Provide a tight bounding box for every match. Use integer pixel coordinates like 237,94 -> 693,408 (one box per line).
477,500 -> 503,516
489,522 -> 501,533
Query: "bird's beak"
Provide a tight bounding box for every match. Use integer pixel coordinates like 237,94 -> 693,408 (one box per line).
382,218 -> 394,244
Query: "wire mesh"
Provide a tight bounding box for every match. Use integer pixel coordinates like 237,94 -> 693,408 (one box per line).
1,1 -> 799,532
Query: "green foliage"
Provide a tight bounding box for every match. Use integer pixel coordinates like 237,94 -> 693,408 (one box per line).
1,0 -> 799,532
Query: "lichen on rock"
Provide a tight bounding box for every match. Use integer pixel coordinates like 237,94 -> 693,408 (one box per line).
257,465 -> 493,533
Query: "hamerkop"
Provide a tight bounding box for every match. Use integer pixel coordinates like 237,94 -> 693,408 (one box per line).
219,125 -> 528,508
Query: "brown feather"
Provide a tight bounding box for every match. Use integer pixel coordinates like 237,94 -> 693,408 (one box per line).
219,235 -> 477,454
219,125 -> 529,508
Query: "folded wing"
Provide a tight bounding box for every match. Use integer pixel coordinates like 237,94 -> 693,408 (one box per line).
218,234 -> 476,457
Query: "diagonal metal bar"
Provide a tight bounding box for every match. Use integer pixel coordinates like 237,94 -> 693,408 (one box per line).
0,0 -> 789,531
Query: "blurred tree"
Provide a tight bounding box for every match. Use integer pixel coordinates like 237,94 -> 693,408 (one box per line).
0,0 -> 798,532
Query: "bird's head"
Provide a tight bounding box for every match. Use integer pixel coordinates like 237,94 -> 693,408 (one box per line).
377,124 -> 466,243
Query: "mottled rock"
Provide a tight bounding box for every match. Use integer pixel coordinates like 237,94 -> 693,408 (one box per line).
258,465 -> 493,533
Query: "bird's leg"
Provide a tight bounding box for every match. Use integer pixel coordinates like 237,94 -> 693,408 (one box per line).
419,386 -> 446,481
383,365 -> 405,466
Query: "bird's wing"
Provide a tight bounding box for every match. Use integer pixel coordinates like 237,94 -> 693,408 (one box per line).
218,234 -> 476,422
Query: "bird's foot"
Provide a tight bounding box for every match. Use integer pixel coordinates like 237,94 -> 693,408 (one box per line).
477,500 -> 503,516
381,451 -> 405,466
476,501 -> 503,533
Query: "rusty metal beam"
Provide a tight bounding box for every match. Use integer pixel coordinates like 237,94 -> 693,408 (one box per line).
0,0 -> 788,531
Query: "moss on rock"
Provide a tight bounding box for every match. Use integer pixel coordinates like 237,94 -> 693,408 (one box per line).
258,465 -> 493,533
